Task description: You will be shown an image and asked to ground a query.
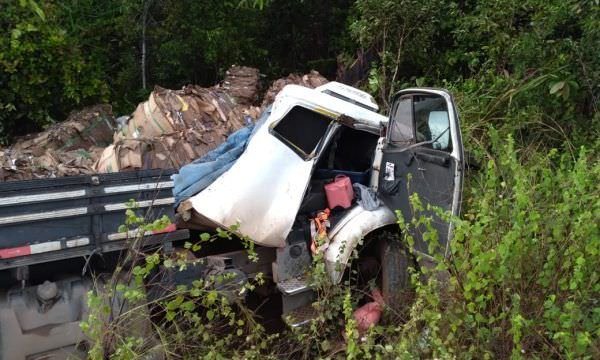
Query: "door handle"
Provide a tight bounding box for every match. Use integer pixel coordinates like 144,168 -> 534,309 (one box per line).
418,167 -> 426,171
414,151 -> 450,166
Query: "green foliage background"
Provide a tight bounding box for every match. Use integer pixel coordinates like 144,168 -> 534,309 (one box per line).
0,0 -> 353,142
1,0 -> 598,358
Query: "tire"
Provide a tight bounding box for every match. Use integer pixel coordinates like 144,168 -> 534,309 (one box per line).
377,232 -> 411,309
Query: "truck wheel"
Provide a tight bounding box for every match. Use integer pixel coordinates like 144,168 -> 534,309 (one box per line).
377,232 -> 411,310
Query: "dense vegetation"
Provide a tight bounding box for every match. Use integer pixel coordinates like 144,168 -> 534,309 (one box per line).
3,0 -> 598,358
0,0 -> 352,141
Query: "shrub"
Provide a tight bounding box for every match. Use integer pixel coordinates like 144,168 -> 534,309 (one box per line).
82,210 -> 279,359
391,133 -> 599,358
0,1 -> 109,142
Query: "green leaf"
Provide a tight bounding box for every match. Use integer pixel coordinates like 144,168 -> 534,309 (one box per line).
11,29 -> 22,40
28,0 -> 46,21
549,81 -> 565,95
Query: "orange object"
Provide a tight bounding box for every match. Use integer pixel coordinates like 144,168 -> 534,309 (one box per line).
310,208 -> 331,254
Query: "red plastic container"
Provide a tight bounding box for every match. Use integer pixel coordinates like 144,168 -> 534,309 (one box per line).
324,175 -> 354,209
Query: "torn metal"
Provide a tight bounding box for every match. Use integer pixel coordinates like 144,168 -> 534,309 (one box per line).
180,83 -> 387,248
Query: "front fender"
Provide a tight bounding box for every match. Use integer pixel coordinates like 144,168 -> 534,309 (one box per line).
324,205 -> 397,283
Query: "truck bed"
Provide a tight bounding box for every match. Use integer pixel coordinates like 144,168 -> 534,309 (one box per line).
0,169 -> 188,270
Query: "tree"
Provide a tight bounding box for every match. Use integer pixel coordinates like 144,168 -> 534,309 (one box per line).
349,0 -> 447,108
0,1 -> 109,141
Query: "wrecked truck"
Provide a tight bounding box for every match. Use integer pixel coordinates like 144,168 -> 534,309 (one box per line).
0,81 -> 463,359
175,81 -> 464,324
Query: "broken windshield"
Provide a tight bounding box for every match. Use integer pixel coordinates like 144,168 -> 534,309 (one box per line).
270,106 -> 333,159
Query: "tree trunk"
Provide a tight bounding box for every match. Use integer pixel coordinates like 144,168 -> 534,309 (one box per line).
141,0 -> 151,90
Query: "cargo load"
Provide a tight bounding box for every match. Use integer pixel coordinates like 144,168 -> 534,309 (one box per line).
0,105 -> 115,181
1,66 -> 329,181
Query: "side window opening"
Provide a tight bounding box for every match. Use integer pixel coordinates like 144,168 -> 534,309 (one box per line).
414,95 -> 452,152
316,125 -> 379,172
389,97 -> 414,144
271,106 -> 333,159
389,94 -> 452,152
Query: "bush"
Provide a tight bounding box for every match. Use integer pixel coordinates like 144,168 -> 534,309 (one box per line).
390,133 -> 599,358
0,1 -> 109,142
81,212 -> 281,359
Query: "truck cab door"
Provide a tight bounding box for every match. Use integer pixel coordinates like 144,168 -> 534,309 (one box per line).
378,89 -> 464,257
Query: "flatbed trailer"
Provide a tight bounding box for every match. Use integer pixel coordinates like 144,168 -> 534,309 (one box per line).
0,169 -> 189,359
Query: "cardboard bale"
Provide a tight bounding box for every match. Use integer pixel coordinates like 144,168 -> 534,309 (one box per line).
3,66 -> 332,180
115,141 -> 144,170
113,85 -> 251,143
118,94 -> 175,140
52,148 -> 103,177
105,72 -> 262,173
220,65 -> 261,105
1,104 -> 114,182
262,70 -> 328,106
12,104 -> 115,156
95,140 -> 145,173
97,129 -> 226,173
95,145 -> 119,174
143,132 -> 207,170
99,68 -> 331,174
0,147 -> 102,181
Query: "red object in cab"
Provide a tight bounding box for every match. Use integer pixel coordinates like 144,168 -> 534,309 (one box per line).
324,175 -> 354,209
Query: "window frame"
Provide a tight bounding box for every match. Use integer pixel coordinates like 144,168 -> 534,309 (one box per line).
387,93 -> 453,153
387,95 -> 415,146
268,105 -> 337,161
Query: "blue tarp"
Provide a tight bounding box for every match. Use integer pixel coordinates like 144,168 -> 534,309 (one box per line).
172,107 -> 271,206
172,124 -> 254,206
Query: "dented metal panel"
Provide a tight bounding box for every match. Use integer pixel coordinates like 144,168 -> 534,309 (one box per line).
324,204 -> 397,283
276,85 -> 387,134
187,84 -> 387,248
188,116 -> 318,247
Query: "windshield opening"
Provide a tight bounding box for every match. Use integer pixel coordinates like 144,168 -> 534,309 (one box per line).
271,106 -> 333,159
